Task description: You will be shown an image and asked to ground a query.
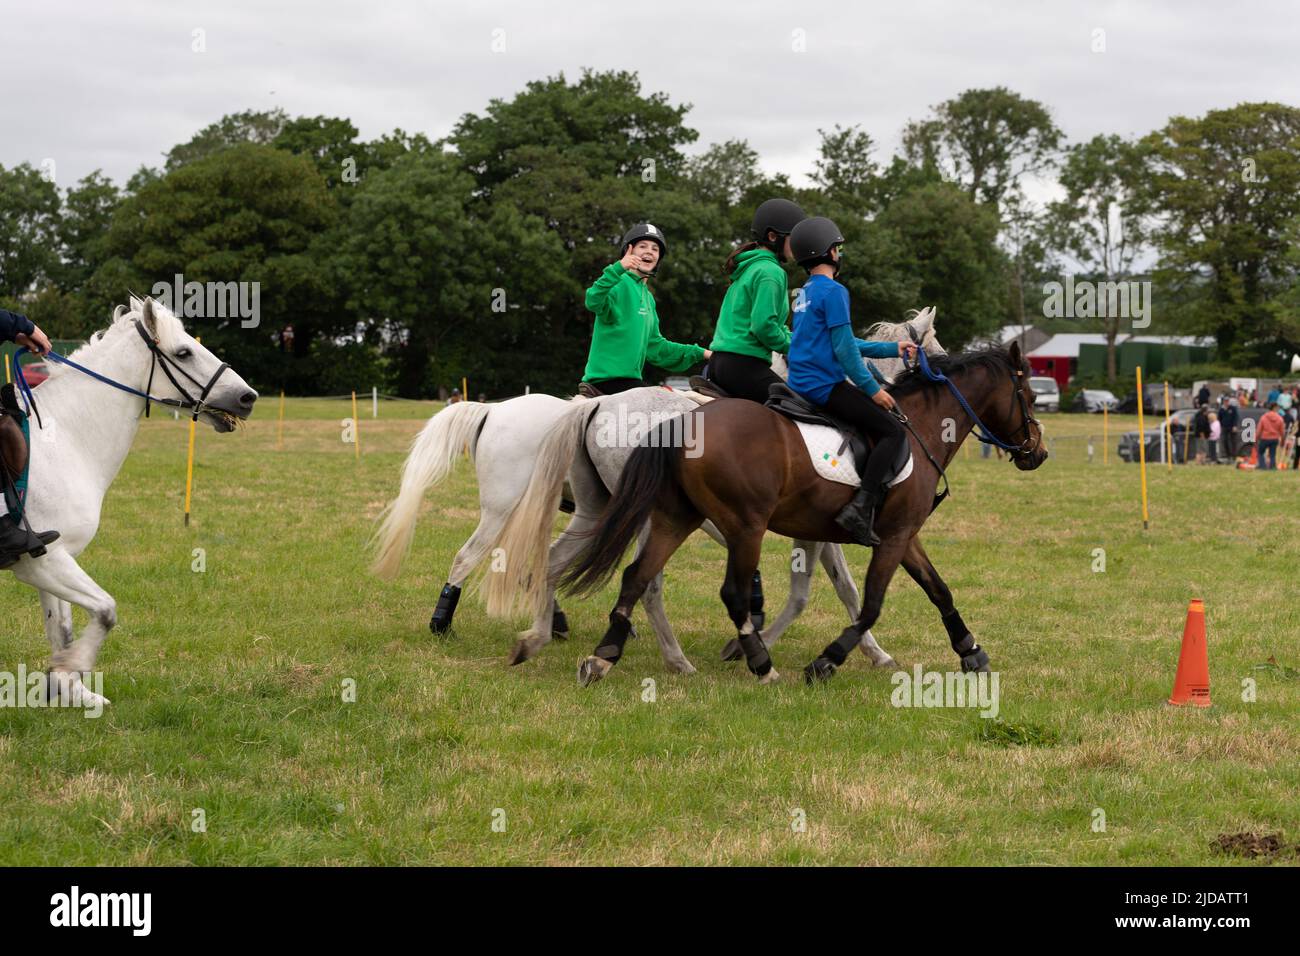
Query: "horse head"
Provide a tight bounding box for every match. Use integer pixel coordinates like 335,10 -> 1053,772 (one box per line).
127,296 -> 259,431
1002,340 -> 1048,471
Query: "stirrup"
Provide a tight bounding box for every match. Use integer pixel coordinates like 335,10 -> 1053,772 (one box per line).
835,488 -> 880,547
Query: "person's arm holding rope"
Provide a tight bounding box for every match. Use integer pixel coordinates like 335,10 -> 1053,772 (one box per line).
0,309 -> 52,354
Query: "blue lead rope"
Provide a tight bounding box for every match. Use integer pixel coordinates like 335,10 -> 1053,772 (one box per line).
911,348 -> 1025,452
12,345 -> 178,427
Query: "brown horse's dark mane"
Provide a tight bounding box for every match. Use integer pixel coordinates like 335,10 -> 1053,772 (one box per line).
887,346 -> 1021,398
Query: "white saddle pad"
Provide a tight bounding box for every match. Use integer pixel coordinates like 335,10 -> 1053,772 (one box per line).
797,421 -> 914,488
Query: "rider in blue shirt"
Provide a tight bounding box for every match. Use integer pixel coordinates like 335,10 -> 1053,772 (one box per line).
786,218 -> 916,546
0,308 -> 59,566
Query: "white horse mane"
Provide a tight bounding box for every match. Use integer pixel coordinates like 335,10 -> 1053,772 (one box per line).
44,298 -> 186,382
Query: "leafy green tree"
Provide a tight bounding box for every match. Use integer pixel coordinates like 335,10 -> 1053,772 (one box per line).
341,150 -> 570,396
91,142 -> 339,389
165,109 -> 289,170
55,171 -> 121,291
1140,102 -> 1300,365
0,163 -> 61,303
452,70 -> 696,195
811,124 -> 881,217
872,182 -> 1008,348
903,86 -> 1062,213
1043,135 -> 1151,379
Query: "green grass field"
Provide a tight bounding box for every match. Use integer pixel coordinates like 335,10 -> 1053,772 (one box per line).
1,397 -> 1296,865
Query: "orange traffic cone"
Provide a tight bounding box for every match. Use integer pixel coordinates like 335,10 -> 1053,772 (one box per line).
1168,599 -> 1211,707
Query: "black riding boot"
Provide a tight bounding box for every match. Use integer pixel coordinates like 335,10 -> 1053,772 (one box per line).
0,513 -> 58,568
834,484 -> 881,547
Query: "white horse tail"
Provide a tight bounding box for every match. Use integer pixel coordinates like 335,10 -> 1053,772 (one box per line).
371,401 -> 492,579
482,400 -> 595,619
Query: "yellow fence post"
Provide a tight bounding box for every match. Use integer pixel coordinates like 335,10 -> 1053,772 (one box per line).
4,354 -> 10,385
1136,366 -> 1149,530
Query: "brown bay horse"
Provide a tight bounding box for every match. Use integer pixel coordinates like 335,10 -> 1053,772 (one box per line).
560,342 -> 1049,685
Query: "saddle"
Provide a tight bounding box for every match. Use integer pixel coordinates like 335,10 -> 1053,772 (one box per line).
765,382 -> 912,488
0,384 -> 30,517
688,375 -> 728,400
0,385 -> 27,484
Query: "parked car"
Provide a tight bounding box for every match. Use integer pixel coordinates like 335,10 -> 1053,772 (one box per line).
1117,409 -> 1197,463
1117,406 -> 1266,463
1028,376 -> 1060,412
1071,388 -> 1119,413
18,360 -> 50,386
1116,384 -> 1175,415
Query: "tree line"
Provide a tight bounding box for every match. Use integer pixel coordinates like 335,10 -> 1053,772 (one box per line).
2,70 -> 1298,397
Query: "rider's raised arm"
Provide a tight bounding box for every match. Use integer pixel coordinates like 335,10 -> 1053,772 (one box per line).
0,309 -> 35,342
584,262 -> 631,321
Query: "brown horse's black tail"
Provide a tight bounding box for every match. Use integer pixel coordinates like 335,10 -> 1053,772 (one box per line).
561,437 -> 680,596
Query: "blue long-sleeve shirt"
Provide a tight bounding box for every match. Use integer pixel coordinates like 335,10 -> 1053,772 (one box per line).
0,309 -> 34,342
788,275 -> 900,404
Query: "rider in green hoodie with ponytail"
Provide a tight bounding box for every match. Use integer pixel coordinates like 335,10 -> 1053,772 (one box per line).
705,198 -> 807,403
579,223 -> 710,396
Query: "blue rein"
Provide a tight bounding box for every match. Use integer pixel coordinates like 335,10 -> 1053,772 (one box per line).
12,319 -> 228,428
13,346 -> 163,415
909,347 -> 1029,452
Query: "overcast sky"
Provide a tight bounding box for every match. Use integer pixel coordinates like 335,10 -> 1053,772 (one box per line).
4,0 -> 1298,193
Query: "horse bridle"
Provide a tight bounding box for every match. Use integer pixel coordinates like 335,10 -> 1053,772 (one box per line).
901,344 -> 1042,459
134,320 -> 231,421
1004,368 -> 1044,459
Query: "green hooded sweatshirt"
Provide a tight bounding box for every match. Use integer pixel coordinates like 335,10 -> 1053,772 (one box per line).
708,248 -> 791,360
582,263 -> 705,382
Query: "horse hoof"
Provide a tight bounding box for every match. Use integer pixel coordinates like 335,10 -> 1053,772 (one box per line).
758,667 -> 780,685
960,646 -> 991,673
666,658 -> 697,675
429,618 -> 452,636
577,656 -> 612,687
506,640 -> 533,667
803,658 -> 837,684
720,639 -> 743,662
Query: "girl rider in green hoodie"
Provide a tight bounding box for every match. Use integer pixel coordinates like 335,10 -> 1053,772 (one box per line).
704,198 -> 807,403
580,223 -> 711,396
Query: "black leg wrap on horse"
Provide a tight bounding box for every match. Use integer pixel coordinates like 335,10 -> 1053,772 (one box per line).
749,571 -> 764,614
748,571 -> 766,630
944,611 -> 989,672
594,611 -> 633,663
738,632 -> 772,676
429,583 -> 462,634
822,627 -> 860,667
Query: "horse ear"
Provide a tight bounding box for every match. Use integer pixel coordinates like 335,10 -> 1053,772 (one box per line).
1009,340 -> 1023,366
139,297 -> 157,336
918,307 -> 935,334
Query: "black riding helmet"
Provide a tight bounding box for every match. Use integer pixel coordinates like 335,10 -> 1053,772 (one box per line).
751,198 -> 806,248
790,216 -> 845,271
621,222 -> 668,262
